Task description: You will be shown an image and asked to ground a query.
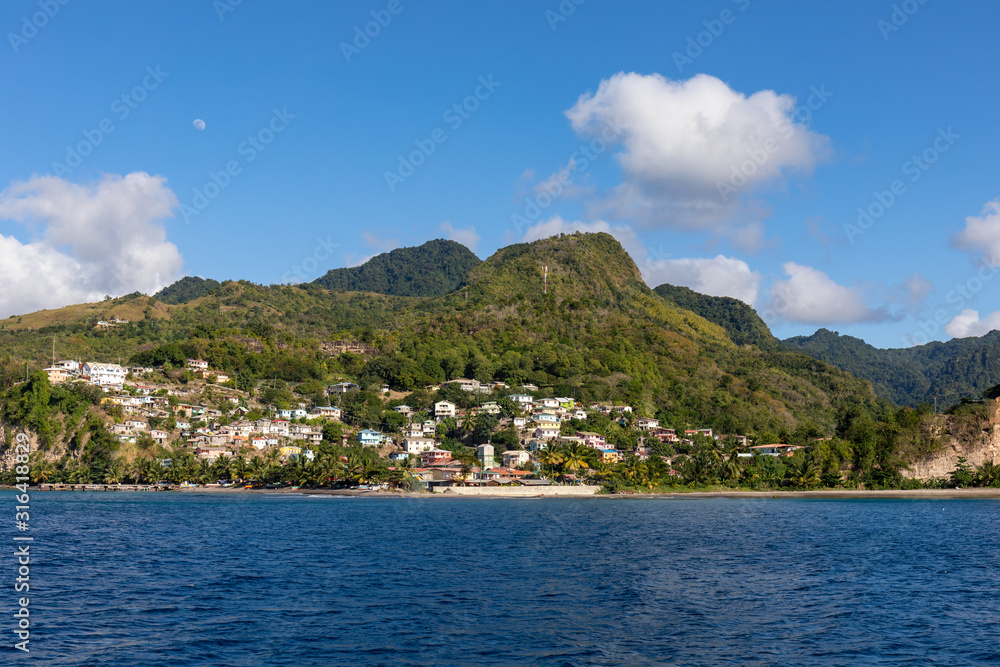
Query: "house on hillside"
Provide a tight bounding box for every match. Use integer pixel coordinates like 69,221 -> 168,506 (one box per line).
402,437 -> 437,454
82,362 -> 126,387
502,450 -> 531,467
185,359 -> 209,371
748,444 -> 803,457
434,401 -> 456,419
327,382 -> 359,395
357,429 -> 385,447
635,418 -> 659,431
576,431 -> 606,448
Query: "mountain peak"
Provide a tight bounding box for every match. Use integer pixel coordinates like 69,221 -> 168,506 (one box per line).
312,238 -> 481,297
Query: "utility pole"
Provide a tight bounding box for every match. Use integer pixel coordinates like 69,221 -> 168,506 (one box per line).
543,265 -> 548,295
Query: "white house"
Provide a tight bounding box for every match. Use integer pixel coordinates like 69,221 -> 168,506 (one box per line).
401,437 -> 437,454
502,450 -> 531,467
309,406 -> 342,420
508,394 -> 534,405
83,362 -> 126,387
533,426 -> 560,441
635,418 -> 660,431
185,359 -> 209,371
327,382 -> 359,395
434,401 -> 456,419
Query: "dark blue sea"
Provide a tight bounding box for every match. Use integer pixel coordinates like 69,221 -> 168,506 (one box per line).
3,493 -> 1000,666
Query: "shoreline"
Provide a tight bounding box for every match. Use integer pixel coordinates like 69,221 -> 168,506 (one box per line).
8,485 -> 1000,499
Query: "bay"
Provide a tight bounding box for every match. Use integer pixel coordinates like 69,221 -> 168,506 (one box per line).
4,493 -> 1000,666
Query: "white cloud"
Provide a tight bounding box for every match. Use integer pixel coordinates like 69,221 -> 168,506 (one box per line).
945,309 -> 1000,338
768,262 -> 889,324
440,222 -> 480,252
951,199 -> 1000,261
0,172 -> 182,317
645,255 -> 761,306
565,72 -> 830,229
897,273 -> 933,309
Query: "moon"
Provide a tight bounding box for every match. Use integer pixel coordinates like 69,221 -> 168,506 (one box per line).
193,119 -> 206,131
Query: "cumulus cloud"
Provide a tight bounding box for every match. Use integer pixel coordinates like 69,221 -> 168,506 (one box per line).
768,262 -> 890,324
440,222 -> 480,252
0,172 -> 182,318
951,199 -> 1000,262
945,309 -> 1000,338
565,72 -> 830,229
645,255 -> 761,306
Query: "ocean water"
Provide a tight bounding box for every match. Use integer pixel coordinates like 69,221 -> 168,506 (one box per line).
3,493 -> 1000,666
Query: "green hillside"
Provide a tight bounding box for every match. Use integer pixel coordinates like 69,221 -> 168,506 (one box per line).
153,276 -> 221,304
782,328 -> 1000,407
312,239 -> 481,297
654,283 -> 778,349
0,232 -> 898,445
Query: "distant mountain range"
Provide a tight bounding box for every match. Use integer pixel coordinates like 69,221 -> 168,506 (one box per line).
9,232 -> 1000,415
782,328 -> 1000,408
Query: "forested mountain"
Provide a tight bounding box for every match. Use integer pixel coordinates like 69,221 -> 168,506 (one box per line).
311,239 -> 481,297
782,328 -> 1000,408
153,276 -> 221,304
0,233 -> 891,443
653,283 -> 778,349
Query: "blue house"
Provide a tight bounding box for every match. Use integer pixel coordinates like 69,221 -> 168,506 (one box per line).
358,429 -> 385,447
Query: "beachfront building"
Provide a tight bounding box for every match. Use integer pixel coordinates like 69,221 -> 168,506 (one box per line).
502,450 -> 531,468
477,444 -> 495,469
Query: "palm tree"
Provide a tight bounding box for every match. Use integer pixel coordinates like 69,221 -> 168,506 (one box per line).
788,458 -> 821,489
104,461 -> 123,485
559,442 -> 592,481
535,447 -> 563,479
975,460 -> 1000,487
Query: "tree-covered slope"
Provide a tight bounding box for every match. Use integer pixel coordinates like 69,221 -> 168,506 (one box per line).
312,239 -> 481,297
782,328 -> 1000,408
653,283 -> 778,349
153,276 -> 221,304
0,233 -> 890,442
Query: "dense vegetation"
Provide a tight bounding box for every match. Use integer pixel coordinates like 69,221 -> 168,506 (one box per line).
153,276 -> 222,304
312,239 -> 481,297
654,283 -> 778,349
0,232 -> 979,488
783,328 -> 1000,408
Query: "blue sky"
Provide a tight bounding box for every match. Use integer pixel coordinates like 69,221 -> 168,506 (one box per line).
1,0 -> 999,349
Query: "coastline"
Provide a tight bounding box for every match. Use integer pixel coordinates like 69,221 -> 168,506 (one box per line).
10,485 -> 1000,499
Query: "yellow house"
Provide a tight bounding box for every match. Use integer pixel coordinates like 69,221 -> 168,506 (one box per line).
279,446 -> 302,459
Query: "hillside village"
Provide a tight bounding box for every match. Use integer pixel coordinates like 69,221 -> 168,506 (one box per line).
28,356 -> 785,490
